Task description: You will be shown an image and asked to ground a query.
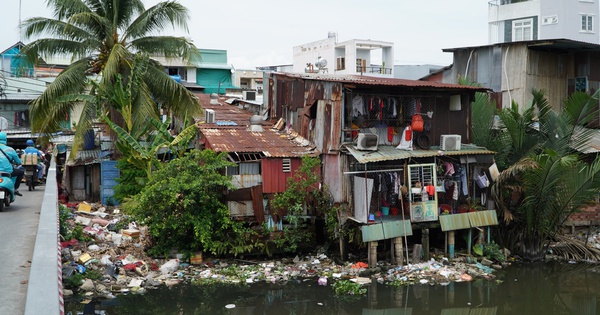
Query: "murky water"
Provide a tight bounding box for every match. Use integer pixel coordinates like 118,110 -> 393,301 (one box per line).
66,261 -> 600,315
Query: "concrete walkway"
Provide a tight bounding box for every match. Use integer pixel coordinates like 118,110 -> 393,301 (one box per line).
0,174 -> 48,314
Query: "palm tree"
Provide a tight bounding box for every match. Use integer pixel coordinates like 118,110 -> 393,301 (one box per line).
491,90 -> 600,260
21,0 -> 201,150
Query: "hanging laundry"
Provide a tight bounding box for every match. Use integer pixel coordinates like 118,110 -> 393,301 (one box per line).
352,95 -> 365,117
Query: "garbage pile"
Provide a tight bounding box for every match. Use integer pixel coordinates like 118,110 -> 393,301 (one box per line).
60,202 -> 501,300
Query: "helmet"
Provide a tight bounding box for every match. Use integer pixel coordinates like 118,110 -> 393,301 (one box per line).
26,139 -> 34,146
0,132 -> 7,145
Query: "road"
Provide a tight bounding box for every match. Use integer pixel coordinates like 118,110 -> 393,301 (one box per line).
0,183 -> 45,315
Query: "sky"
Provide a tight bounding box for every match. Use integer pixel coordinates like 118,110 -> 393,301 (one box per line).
0,0 -> 490,70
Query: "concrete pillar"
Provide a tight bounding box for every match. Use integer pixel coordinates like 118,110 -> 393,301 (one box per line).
422,228 -> 430,260
394,237 -> 404,265
368,241 -> 378,268
478,228 -> 484,245
448,231 -> 455,259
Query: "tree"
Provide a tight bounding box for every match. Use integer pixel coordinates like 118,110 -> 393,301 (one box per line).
129,149 -> 244,257
490,90 -> 600,260
22,0 -> 201,151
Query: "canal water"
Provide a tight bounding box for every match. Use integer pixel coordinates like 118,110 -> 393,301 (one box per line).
66,261 -> 600,315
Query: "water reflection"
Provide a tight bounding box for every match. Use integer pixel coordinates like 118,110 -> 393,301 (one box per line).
66,261 -> 600,315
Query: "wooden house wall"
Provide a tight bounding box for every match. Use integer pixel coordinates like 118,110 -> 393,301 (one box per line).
323,153 -> 350,204
261,158 -> 302,193
526,50 -> 568,111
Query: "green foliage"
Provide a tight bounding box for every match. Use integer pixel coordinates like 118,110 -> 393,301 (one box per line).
490,90 -> 600,261
270,155 -> 324,253
59,204 -> 72,239
483,242 -> 506,262
83,269 -> 103,281
63,273 -> 83,289
113,158 -> 147,203
332,280 -> 367,299
130,149 -> 251,257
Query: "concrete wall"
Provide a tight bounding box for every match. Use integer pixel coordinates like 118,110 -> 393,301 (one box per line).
24,160 -> 62,315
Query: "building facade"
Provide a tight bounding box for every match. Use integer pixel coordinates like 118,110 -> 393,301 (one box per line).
488,0 -> 600,44
293,33 -> 394,77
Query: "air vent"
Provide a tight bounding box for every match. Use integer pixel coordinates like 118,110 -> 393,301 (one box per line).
356,133 -> 379,151
282,158 -> 291,172
205,109 -> 215,123
440,135 -> 461,151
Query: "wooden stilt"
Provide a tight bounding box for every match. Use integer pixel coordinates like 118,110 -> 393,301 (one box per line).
449,230 -> 455,259
368,241 -> 378,268
422,228 -> 430,260
394,237 -> 404,265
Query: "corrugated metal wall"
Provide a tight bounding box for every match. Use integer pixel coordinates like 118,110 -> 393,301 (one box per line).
261,158 -> 302,193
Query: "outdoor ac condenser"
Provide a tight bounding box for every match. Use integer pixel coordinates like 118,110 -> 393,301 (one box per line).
356,133 -> 379,151
440,134 -> 461,151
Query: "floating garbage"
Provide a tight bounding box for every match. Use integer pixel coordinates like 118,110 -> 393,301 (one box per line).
225,304 -> 235,309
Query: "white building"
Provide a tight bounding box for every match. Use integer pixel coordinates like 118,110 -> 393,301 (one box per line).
293,33 -> 394,77
488,0 -> 600,44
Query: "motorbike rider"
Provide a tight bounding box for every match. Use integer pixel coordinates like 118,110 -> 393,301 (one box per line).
24,139 -> 45,183
0,132 -> 23,196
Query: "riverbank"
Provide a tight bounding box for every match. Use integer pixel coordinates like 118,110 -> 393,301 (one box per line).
60,202 -> 509,302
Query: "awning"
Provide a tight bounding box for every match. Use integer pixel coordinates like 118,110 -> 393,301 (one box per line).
345,144 -> 495,164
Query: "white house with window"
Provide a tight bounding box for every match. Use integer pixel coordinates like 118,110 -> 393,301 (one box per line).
292,32 -> 394,77
488,0 -> 599,44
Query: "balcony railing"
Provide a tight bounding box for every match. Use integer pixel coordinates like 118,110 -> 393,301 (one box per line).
489,0 -> 531,6
356,66 -> 392,75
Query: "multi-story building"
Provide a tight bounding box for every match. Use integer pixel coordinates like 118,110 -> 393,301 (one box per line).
293,33 -> 394,77
488,0 -> 600,44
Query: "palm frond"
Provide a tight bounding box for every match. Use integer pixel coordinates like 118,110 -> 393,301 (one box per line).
125,1 -> 190,41
130,36 -> 200,62
29,59 -> 91,133
143,64 -> 202,119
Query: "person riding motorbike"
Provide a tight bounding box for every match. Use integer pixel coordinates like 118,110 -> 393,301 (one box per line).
24,139 -> 45,183
0,132 -> 23,196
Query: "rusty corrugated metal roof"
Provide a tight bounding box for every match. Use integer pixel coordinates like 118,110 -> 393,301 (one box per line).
271,72 -> 489,92
201,128 -> 319,158
346,144 -> 495,164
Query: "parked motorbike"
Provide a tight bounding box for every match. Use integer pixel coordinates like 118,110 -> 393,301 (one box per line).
0,171 -> 15,211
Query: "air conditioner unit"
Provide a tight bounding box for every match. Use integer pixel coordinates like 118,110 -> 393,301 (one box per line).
243,90 -> 256,101
205,109 -> 215,123
356,133 -> 379,151
440,134 -> 461,151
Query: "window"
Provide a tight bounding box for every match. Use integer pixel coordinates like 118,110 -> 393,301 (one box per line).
581,14 -> 594,32
512,18 -> 533,41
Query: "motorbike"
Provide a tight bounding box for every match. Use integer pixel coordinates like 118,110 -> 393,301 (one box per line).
0,171 -> 15,211
23,164 -> 38,191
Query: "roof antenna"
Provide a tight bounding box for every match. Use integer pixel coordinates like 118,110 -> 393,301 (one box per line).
19,0 -> 22,42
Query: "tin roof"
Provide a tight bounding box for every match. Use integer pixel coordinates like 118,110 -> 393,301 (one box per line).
345,144 -> 495,164
195,93 -> 269,128
271,72 -> 489,92
443,38 -> 600,53
201,128 -> 319,158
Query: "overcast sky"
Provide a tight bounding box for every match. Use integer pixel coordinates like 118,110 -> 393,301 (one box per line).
1,0 -> 490,70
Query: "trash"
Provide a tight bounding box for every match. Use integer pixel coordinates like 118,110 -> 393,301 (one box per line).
128,278 -> 144,287
75,216 -> 92,226
225,304 -> 236,309
317,276 -> 327,286
351,277 -> 372,285
88,244 -> 101,251
351,262 -> 368,269
190,252 -> 203,265
160,259 -> 180,275
122,228 -> 140,238
77,253 -> 92,264
460,273 -> 473,281
78,203 -> 92,213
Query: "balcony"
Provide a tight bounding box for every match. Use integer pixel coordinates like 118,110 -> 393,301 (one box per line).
489,0 -> 531,6
356,66 -> 392,75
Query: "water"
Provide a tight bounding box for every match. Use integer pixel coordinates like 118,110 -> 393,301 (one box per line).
66,261 -> 600,315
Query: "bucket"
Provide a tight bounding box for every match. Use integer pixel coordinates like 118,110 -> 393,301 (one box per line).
381,207 -> 390,216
